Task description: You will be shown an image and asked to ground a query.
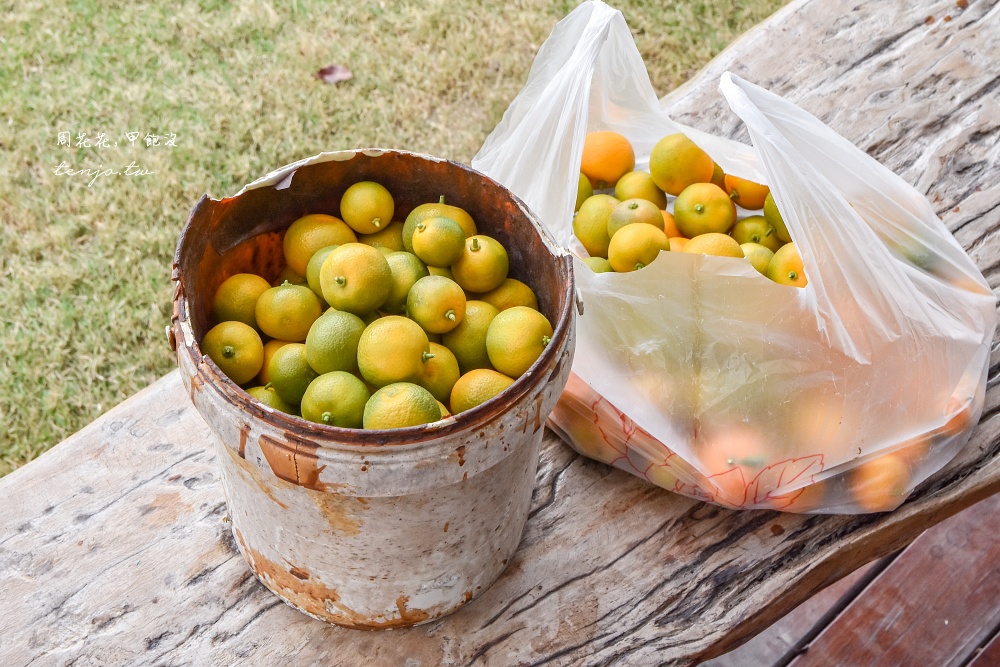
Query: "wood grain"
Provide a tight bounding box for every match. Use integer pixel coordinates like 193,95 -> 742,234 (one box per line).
789,492 -> 1000,667
3,0 -> 1000,665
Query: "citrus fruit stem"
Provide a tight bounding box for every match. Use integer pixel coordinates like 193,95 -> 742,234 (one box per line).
789,271 -> 799,280
422,351 -> 436,362
335,276 -> 346,286
470,237 -> 481,252
445,309 -> 456,321
635,262 -> 644,270
542,335 -> 551,347
222,345 -> 236,359
372,217 -> 382,228
322,412 -> 333,424
694,204 -> 704,213
438,195 -> 446,204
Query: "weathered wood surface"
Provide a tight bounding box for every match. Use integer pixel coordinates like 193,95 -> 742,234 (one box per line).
3,0 -> 1000,665
788,491 -> 1000,666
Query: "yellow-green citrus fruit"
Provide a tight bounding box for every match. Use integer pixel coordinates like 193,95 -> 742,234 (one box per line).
305,309 -> 366,374
420,342 -> 461,404
319,243 -> 392,315
411,216 -> 467,268
267,342 -> 318,405
246,385 -> 296,414
451,235 -> 509,293
383,251 -> 429,315
478,278 -> 539,312
202,321 -> 264,385
363,382 -> 442,430
301,371 -> 371,428
254,282 -> 323,343
406,275 -> 466,334
357,316 -> 432,388
763,192 -> 791,243
403,196 -> 477,252
485,306 -> 553,378
450,369 -> 515,415
442,300 -> 499,374
212,273 -> 271,329
572,194 -> 618,259
340,181 -> 395,234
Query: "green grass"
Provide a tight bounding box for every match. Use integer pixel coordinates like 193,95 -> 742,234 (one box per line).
0,0 -> 786,476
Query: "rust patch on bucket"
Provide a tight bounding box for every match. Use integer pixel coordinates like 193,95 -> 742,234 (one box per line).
258,434 -> 332,490
309,491 -> 364,537
238,423 -> 250,459
395,596 -> 431,626
289,566 -> 310,580
452,445 -> 467,467
224,445 -> 289,509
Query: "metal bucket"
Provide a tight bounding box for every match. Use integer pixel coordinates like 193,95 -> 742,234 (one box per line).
170,149 -> 575,628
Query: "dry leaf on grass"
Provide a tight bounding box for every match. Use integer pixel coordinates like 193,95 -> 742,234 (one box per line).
316,64 -> 353,85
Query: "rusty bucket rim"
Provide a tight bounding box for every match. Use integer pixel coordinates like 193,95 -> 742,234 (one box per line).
172,148 -> 575,449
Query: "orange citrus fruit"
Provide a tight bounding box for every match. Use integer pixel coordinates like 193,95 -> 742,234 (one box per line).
267,342 -> 318,405
383,251 -> 429,315
767,242 -> 807,287
724,174 -> 770,210
580,130 -> 635,189
649,133 -> 714,196
283,214 -> 358,276
668,237 -> 689,252
710,162 -> 726,189
246,385 -> 296,414
305,245 -> 340,300
851,453 -> 910,512
583,256 -> 614,273
411,216 -> 466,268
202,321 -> 264,385
673,183 -> 737,237
272,265 -> 307,287
661,210 -> 682,238
305,309 -> 366,374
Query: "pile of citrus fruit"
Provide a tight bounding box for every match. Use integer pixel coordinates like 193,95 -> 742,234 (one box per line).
201,181 -> 553,430
573,130 -> 806,287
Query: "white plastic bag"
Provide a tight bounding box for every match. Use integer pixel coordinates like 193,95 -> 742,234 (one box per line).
472,1 -> 996,513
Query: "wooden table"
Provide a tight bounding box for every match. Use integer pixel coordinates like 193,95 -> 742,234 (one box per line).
3,0 -> 999,665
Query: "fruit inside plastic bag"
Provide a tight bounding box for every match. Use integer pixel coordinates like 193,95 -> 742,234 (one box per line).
472,0 -> 996,513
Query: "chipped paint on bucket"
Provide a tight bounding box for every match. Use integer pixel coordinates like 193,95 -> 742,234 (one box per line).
172,149 -> 575,628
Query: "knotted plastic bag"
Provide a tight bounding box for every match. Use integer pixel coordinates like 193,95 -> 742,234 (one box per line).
472,1 -> 996,513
